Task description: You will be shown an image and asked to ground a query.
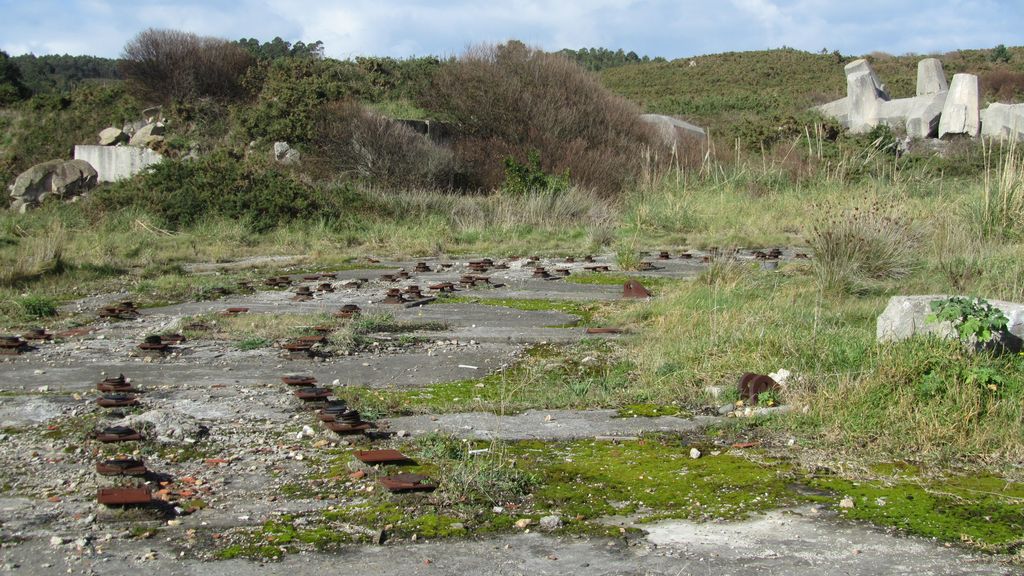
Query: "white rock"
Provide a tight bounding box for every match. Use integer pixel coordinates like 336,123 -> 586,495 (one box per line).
539,515 -> 563,531
839,496 -> 856,509
689,447 -> 702,459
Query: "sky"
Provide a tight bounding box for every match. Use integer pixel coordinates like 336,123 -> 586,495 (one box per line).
1,0 -> 1021,60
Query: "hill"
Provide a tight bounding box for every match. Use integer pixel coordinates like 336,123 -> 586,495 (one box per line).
600,45 -> 1024,143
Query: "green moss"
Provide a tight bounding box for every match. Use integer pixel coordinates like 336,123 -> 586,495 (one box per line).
439,295 -> 603,325
323,503 -> 467,538
512,436 -> 802,523
808,475 -> 1024,552
615,404 -> 685,418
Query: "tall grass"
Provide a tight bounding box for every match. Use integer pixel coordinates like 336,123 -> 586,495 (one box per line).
979,137 -> 1024,239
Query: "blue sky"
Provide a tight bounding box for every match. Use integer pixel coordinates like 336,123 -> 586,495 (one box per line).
1,0 -> 1021,59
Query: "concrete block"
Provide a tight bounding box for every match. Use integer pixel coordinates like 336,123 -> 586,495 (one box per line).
74,145 -> 164,183
916,58 -> 948,96
939,74 -> 980,138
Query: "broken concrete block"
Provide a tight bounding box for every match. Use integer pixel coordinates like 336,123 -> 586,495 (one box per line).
981,103 -> 1024,141
938,74 -> 980,138
916,58 -> 948,96
847,70 -> 885,133
844,59 -> 888,99
904,92 -> 948,139
876,295 -> 1024,344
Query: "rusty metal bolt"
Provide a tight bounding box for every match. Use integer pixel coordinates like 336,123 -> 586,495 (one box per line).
532,267 -> 551,279
414,262 -> 431,273
382,289 -> 407,304
96,458 -> 147,477
96,426 -> 143,443
97,393 -> 139,408
22,328 -> 52,341
658,251 -> 671,260
294,387 -> 332,401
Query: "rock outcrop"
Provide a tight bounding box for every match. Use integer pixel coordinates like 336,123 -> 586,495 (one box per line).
128,122 -> 165,147
98,127 -> 128,146
273,141 -> 300,165
8,159 -> 97,213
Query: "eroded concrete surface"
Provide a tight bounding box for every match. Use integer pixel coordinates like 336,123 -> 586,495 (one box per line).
3,252 -> 1017,575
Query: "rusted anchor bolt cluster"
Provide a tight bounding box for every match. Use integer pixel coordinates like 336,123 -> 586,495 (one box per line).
222,307 -> 249,316
334,304 -> 362,319
97,374 -> 139,393
554,268 -> 571,276
468,259 -> 492,272
532,267 -> 552,279
265,276 -> 292,288
658,251 -> 672,260
414,262 -> 432,273
637,261 -> 658,271
282,374 -> 317,386
292,286 -> 314,302
342,279 -> 366,289
680,252 -> 693,260
294,386 -> 332,402
317,401 -> 349,421
137,335 -> 169,354
324,408 -> 372,434
98,301 -> 138,320
382,288 -> 407,304
738,372 -> 780,404
96,426 -> 143,443
96,458 -> 147,477
584,265 -> 610,273
429,282 -> 457,294
282,340 -> 316,359
0,335 -> 28,355
97,393 -> 139,408
296,334 -> 328,345
404,286 -> 424,299
380,273 -> 397,282
317,282 -> 335,293
22,327 -> 53,341
459,275 -> 491,287
302,274 -> 321,281
396,270 -> 411,280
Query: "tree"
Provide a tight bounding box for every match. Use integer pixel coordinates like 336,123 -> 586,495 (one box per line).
0,50 -> 30,105
119,28 -> 255,103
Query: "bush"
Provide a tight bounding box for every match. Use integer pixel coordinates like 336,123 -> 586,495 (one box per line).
119,28 -> 255,103
94,152 -> 348,232
501,150 -> 569,195
423,41 -> 669,195
17,295 -> 58,318
808,198 -> 921,293
306,100 -> 456,188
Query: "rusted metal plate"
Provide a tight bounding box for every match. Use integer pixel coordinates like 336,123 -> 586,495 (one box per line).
354,449 -> 414,465
334,304 -> 362,318
96,426 -> 143,443
282,375 -> 317,386
585,327 -> 624,334
325,421 -> 372,434
21,328 -> 52,341
223,307 -> 249,315
379,473 -> 437,493
294,387 -> 332,401
96,458 -> 147,476
97,486 -> 152,505
622,279 -> 652,299
161,333 -> 186,344
282,341 -> 314,352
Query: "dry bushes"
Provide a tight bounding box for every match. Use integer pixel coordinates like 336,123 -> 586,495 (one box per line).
120,28 -> 255,103
808,198 -> 922,293
307,101 -> 456,189
425,41 -> 671,195
980,70 -> 1024,103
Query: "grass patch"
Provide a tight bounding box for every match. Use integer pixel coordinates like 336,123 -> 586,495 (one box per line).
438,295 -> 606,325
615,404 -> 685,418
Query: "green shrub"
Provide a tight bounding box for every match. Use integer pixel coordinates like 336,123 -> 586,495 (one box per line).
501,150 -> 569,195
928,297 -> 1009,344
17,294 -> 58,318
94,152 -> 349,232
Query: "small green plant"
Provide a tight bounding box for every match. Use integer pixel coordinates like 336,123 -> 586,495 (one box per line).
758,389 -> 781,407
237,337 -> 269,350
928,297 -> 1009,344
502,150 -> 570,195
17,295 -> 58,318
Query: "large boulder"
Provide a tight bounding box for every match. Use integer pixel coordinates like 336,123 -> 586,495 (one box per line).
98,127 -> 127,146
639,114 -> 706,144
8,159 -> 98,213
273,141 -> 300,164
877,295 -> 1024,351
981,103 -> 1024,141
129,122 -> 166,147
938,74 -> 980,138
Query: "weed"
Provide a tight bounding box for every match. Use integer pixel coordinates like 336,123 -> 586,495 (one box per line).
16,294 -> 57,318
